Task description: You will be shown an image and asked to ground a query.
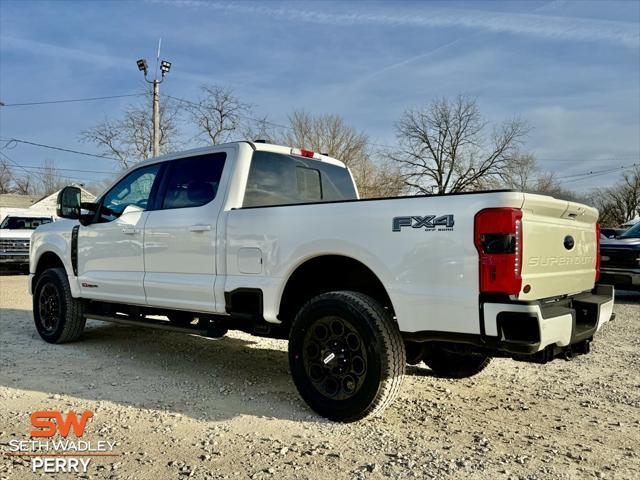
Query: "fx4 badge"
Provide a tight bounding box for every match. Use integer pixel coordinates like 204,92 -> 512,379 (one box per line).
392,215 -> 455,232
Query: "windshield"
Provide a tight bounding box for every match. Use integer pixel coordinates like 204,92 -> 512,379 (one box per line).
0,216 -> 53,230
620,222 -> 640,238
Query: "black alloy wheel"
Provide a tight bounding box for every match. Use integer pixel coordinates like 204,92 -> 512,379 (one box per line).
33,268 -> 86,344
302,315 -> 368,401
38,283 -> 61,333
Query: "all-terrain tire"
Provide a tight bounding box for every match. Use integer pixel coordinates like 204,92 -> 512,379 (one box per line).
423,344 -> 491,378
33,268 -> 86,344
288,291 -> 405,422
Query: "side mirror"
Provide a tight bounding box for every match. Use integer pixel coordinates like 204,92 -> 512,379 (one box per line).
56,186 -> 81,219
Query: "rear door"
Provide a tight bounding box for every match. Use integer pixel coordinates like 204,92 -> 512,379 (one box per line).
519,194 -> 599,301
143,151 -> 228,312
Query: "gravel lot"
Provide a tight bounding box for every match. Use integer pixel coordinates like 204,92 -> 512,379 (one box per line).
1,274 -> 639,479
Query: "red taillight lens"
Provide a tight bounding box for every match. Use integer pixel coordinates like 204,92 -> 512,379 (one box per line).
474,208 -> 523,295
595,223 -> 601,282
300,149 -> 315,158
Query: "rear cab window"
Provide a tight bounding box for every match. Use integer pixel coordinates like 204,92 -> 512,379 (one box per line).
243,151 -> 357,208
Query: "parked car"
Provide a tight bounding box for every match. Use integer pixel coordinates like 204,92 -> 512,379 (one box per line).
599,221 -> 640,291
29,141 -> 613,421
0,214 -> 54,270
600,227 -> 626,239
621,218 -> 639,229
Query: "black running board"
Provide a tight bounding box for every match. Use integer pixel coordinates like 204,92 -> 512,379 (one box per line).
85,313 -> 217,336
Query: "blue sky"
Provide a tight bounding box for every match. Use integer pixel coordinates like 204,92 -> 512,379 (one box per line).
0,0 -> 639,192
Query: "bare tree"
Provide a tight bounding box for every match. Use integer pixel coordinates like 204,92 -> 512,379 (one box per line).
391,95 -> 528,194
502,152 -> 580,201
12,173 -> 35,195
356,156 -> 407,198
80,96 -> 181,169
36,159 -> 70,196
283,111 -> 369,170
281,110 -> 405,198
0,160 -> 12,194
185,84 -> 269,145
590,167 -> 640,226
0,159 -> 71,196
502,152 -> 538,191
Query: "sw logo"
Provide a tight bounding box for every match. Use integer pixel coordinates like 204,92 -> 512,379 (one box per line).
392,215 -> 455,232
30,410 -> 93,438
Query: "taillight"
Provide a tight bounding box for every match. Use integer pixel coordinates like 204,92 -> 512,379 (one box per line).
474,208 -> 523,295
595,224 -> 601,282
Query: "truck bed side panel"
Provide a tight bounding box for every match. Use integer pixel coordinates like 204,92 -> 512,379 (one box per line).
224,191 -> 524,333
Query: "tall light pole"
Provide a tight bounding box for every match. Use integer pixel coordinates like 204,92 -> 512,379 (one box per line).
137,44 -> 171,158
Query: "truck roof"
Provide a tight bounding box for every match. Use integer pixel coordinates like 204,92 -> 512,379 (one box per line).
137,141 -> 347,169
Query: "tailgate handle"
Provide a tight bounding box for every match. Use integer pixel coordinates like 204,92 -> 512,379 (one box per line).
189,224 -> 212,232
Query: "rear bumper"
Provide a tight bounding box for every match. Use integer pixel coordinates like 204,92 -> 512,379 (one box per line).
599,268 -> 640,290
403,285 -> 615,363
481,284 -> 614,357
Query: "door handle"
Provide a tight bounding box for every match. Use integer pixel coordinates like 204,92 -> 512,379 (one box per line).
122,227 -> 139,235
189,224 -> 212,232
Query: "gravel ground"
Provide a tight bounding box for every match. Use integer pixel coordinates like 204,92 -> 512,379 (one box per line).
1,274 -> 639,480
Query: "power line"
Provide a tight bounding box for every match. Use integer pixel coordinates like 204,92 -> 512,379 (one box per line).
563,164 -> 634,179
0,150 -> 40,179
564,163 -> 638,184
3,90 -> 638,164
7,163 -> 116,176
0,151 -> 103,185
534,158 -> 640,163
1,137 -> 118,161
166,95 -> 640,161
0,93 -> 147,107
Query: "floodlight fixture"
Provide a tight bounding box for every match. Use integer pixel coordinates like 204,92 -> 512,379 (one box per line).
160,60 -> 172,77
136,58 -> 148,75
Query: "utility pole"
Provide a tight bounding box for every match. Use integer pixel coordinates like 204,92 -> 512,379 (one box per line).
152,79 -> 160,158
136,40 -> 171,158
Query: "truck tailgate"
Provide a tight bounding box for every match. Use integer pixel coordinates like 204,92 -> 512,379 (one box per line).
519,194 -> 599,301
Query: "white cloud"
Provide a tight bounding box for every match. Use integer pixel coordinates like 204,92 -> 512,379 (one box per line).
155,1 -> 640,49
0,36 -> 128,69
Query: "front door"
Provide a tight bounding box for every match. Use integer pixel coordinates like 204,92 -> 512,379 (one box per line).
143,152 -> 227,312
78,163 -> 162,304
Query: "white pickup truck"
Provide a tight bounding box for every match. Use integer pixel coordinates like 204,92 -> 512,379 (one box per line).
1,213 -> 54,269
29,141 -> 614,421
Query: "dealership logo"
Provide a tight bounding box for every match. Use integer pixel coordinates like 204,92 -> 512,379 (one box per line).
3,410 -> 118,474
392,215 -> 455,232
31,411 -> 94,437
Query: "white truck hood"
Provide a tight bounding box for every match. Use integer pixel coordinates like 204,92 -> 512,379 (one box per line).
0,229 -> 34,240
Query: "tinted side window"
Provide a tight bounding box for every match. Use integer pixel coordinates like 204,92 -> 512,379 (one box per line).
161,153 -> 226,209
101,164 -> 161,221
243,151 -> 357,207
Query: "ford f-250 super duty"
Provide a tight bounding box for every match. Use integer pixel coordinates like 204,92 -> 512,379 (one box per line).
1,214 -> 53,269
29,141 -> 614,421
